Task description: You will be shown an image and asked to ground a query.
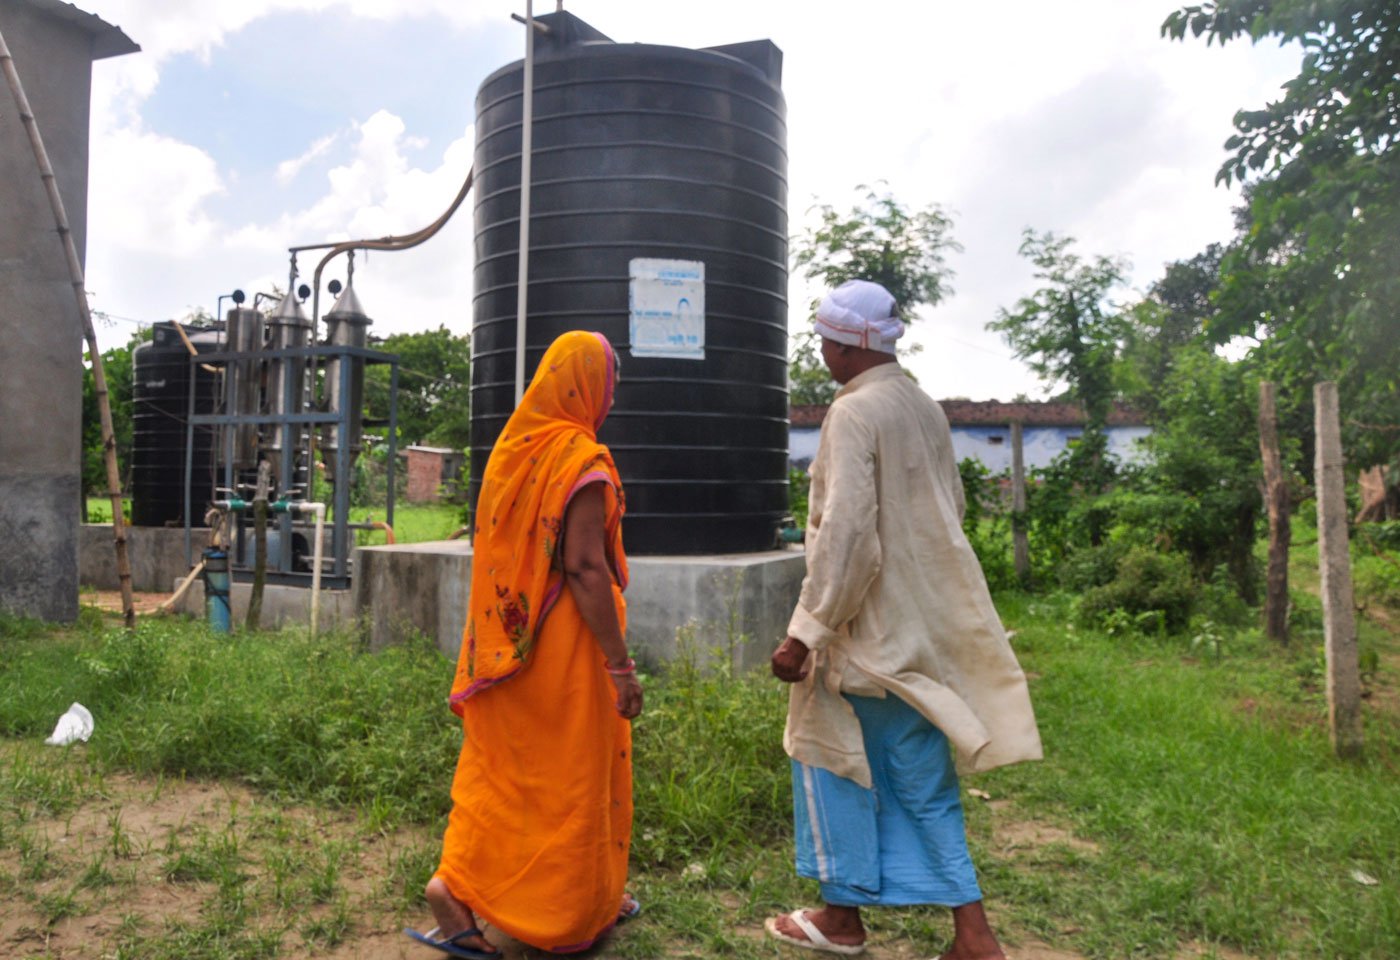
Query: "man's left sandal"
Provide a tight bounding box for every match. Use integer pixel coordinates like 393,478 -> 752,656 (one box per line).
618,893 -> 642,922
403,925 -> 500,959
764,910 -> 866,956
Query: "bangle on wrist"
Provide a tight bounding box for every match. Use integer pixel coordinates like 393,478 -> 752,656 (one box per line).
605,656 -> 636,676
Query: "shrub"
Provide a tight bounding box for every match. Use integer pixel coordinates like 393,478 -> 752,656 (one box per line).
1356,520 -> 1400,551
957,458 -> 1017,590
1057,541 -> 1128,592
1076,546 -> 1195,634
1353,554 -> 1400,608
787,465 -> 811,529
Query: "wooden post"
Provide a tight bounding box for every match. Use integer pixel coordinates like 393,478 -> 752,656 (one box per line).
1010,420 -> 1030,586
1314,381 -> 1363,758
246,460 -> 271,631
1258,382 -> 1290,642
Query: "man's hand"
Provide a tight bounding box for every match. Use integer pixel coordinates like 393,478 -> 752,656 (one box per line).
610,672 -> 643,720
770,636 -> 811,683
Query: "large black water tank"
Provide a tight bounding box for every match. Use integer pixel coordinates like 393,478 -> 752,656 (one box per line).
470,13 -> 789,555
130,322 -> 222,527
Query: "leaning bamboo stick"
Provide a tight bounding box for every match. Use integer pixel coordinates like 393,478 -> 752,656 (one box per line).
0,27 -> 135,628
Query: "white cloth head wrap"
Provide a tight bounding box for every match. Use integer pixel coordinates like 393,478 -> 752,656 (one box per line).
813,279 -> 903,354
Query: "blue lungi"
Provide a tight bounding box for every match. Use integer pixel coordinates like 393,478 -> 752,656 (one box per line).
791,693 -> 982,907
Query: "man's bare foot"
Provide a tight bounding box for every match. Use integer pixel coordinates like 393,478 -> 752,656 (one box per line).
934,900 -> 1005,960
424,877 -> 498,955
769,904 -> 866,949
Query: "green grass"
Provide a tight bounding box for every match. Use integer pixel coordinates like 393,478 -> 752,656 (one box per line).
348,501 -> 462,545
3,565 -> 1399,958
0,615 -> 460,825
85,497 -> 131,524
980,591 -> 1400,958
84,497 -> 462,546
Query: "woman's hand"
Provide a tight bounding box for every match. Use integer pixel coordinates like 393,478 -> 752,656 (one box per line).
610,671 -> 643,719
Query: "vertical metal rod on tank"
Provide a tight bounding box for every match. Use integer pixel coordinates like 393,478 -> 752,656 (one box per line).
514,0 -> 537,406
184,359 -> 196,570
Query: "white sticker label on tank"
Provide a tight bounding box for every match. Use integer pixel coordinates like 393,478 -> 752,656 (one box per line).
629,258 -> 705,360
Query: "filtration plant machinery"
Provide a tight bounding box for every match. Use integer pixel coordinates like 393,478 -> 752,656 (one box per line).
179,275 -> 401,590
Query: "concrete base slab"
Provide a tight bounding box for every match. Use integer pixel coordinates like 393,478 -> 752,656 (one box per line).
173,578 -> 355,631
80,524 -> 194,593
354,542 -> 807,671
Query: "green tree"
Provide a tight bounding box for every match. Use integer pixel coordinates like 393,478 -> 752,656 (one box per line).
989,230 -> 1130,496
1117,244 -> 1223,417
789,185 -> 959,403
1116,345 -> 1263,602
1164,1 -> 1400,473
81,329 -> 148,500
363,326 -> 471,450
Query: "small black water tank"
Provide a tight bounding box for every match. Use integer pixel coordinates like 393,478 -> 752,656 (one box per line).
130,322 -> 222,527
470,12 -> 789,555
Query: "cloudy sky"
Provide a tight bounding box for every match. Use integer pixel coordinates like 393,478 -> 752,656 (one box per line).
68,0 -> 1300,401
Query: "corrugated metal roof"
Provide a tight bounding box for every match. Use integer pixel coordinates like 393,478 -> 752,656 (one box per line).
10,0 -> 139,59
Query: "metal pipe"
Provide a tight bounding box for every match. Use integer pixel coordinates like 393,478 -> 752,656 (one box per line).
364,520 -> 395,544
514,0 -> 536,407
203,548 -> 231,632
157,558 -> 207,615
305,166 -> 474,348
294,501 -> 327,639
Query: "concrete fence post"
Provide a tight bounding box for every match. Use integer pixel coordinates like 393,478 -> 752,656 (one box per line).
1314,381 -> 1363,758
1010,420 -> 1030,586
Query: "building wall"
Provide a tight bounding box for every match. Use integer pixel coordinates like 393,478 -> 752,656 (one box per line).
0,7 -> 96,621
406,451 -> 443,502
789,424 -> 1151,473
950,424 -> 1151,472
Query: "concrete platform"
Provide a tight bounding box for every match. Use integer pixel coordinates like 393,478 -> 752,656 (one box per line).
355,541 -> 807,671
82,529 -> 808,670
172,578 -> 356,631
80,524 -> 196,593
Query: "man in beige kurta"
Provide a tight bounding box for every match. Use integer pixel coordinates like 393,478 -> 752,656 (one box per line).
767,280 -> 1041,960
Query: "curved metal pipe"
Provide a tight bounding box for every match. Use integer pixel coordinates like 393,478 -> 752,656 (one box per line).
307,164 -> 475,345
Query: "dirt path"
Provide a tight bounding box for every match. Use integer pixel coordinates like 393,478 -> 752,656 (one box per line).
79,590 -> 172,616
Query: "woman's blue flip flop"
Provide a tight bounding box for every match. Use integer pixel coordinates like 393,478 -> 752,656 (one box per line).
618,894 -> 642,921
403,925 -> 500,959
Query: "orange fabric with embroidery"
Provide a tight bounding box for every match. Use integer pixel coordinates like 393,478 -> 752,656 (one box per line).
435,331 -> 631,952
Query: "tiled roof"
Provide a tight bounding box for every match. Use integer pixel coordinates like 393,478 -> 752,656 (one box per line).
791,400 -> 1146,428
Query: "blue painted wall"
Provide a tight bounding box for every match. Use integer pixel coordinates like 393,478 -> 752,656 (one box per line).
789,424 -> 1150,471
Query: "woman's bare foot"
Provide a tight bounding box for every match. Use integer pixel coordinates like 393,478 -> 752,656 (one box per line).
769,904 -> 866,949
424,877 -> 498,955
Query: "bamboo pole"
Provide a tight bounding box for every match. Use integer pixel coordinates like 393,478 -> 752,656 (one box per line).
0,27 -> 135,628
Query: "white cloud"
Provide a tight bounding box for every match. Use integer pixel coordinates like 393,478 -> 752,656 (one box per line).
79,0 -> 1305,400
275,131 -> 341,185
88,126 -> 225,257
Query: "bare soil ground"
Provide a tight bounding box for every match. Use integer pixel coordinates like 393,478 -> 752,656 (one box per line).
3,746 -> 1272,960
79,590 -> 171,616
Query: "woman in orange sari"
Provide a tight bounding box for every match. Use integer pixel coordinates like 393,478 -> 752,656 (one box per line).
406,331 -> 641,958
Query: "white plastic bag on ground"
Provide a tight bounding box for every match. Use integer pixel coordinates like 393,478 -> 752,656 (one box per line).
45,702 -> 93,745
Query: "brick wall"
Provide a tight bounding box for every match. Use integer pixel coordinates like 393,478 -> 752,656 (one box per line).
406,450 -> 442,502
